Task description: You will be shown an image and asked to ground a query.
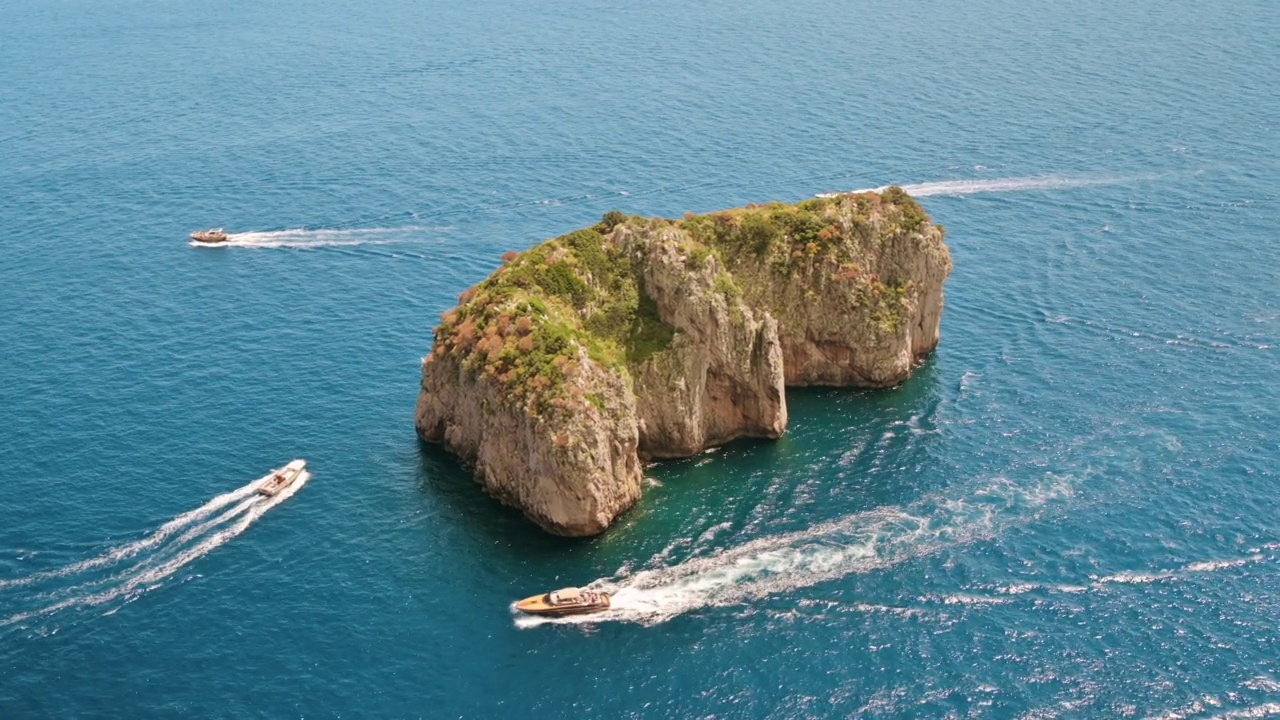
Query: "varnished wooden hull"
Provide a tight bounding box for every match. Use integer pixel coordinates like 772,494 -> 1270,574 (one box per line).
514,593 -> 610,617
189,231 -> 228,243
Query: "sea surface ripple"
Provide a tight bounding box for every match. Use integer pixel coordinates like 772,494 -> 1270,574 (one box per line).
1,0 -> 1277,717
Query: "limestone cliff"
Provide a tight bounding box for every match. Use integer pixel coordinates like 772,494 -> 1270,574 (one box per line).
613,224 -> 787,458
416,344 -> 642,536
681,186 -> 952,387
416,189 -> 951,536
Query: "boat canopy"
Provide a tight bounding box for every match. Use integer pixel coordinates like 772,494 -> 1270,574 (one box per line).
550,587 -> 583,604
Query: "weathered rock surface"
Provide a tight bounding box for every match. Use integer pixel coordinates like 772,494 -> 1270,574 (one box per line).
711,190 -> 952,387
415,189 -> 951,535
615,224 -> 787,458
416,345 -> 641,536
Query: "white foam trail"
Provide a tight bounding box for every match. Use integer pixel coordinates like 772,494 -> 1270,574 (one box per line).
995,583 -> 1039,595
1206,703 -> 1280,720
1185,556 -> 1259,573
893,176 -> 1119,197
106,471 -> 308,596
819,175 -> 1119,199
977,553 -> 1267,598
1,472 -> 308,628
0,497 -> 264,621
157,495 -> 263,555
1087,554 -> 1265,589
190,226 -> 424,249
1241,677 -> 1280,693
19,495 -> 268,606
0,476 -> 267,590
931,593 -> 1011,606
1091,571 -> 1176,585
515,475 -> 1074,628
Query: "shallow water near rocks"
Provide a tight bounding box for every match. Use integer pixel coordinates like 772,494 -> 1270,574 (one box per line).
1,0 -> 1277,716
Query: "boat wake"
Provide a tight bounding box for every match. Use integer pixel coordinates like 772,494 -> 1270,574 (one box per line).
821,175 -> 1121,199
0,468 -> 308,633
922,548 -> 1280,615
192,175 -> 1120,252
190,226 -> 431,249
514,474 -> 1074,628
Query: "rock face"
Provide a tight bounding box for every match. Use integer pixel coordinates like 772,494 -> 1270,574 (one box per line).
416,348 -> 643,536
416,189 -> 951,536
615,224 -> 787,458
709,188 -> 952,387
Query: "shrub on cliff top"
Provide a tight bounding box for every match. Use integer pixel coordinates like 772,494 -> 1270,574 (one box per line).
678,188 -> 934,277
678,196 -> 848,270
594,210 -> 628,234
429,217 -> 677,416
429,193 -> 935,415
625,294 -> 675,364
880,185 -> 931,231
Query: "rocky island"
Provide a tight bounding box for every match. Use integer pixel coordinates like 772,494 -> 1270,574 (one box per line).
416,188 -> 952,536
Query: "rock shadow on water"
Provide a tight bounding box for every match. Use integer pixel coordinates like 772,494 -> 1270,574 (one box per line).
572,359 -> 951,577
783,355 -> 949,484
415,353 -> 947,555
415,438 -> 677,625
414,438 -> 586,556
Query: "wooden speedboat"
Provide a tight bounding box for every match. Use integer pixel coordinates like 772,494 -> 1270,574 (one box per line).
514,587 -> 610,617
258,459 -> 306,497
190,228 -> 229,243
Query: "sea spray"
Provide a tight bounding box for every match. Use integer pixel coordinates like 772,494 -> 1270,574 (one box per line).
890,176 -> 1120,197
190,226 -> 433,249
515,473 -> 1075,628
13,494 -> 271,612
946,552 -> 1275,606
197,176 -> 1111,252
0,475 -> 267,591
0,471 -> 309,632
817,175 -> 1122,199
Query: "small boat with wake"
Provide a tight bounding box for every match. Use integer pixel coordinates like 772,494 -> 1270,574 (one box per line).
189,228 -> 229,244
514,586 -> 610,617
258,459 -> 306,497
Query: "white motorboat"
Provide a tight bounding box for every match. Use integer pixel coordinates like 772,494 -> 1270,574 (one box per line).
259,459 -> 306,497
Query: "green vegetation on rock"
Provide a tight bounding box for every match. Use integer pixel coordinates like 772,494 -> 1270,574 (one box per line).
427,188 -> 940,416
428,219 -> 677,416
672,188 -> 935,338
417,187 -> 950,536
677,188 -> 931,272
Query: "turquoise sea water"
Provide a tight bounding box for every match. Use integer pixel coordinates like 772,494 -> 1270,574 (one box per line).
2,0 -> 1277,716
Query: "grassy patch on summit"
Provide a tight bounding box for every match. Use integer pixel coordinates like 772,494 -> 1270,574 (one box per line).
428,217 -> 676,416
676,188 -> 931,272
427,188 -> 937,414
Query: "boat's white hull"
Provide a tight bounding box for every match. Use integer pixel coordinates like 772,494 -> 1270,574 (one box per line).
258,460 -> 306,497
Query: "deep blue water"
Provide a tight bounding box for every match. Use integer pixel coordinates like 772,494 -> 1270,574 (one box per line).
2,0 -> 1278,716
